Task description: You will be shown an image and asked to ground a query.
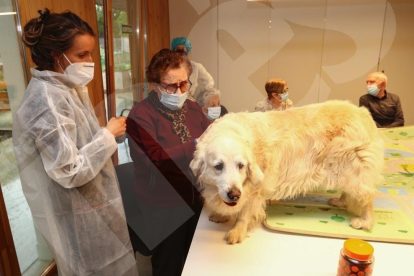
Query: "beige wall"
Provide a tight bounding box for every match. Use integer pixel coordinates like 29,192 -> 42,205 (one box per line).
169,0 -> 414,126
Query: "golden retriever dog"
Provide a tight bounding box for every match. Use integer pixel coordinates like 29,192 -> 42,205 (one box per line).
190,100 -> 384,244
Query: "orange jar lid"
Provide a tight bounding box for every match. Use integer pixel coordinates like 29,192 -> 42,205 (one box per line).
343,239 -> 374,261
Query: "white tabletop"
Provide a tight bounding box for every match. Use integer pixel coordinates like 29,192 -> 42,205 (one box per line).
182,206 -> 414,276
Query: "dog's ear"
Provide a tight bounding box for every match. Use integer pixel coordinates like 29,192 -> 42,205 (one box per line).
190,147 -> 206,179
247,163 -> 264,187
246,151 -> 264,187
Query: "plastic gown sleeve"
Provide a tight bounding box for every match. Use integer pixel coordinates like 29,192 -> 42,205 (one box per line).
32,100 -> 117,189
196,62 -> 214,90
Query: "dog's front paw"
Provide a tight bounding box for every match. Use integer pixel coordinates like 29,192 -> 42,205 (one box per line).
225,228 -> 247,244
209,212 -> 229,223
328,197 -> 347,208
350,217 -> 373,230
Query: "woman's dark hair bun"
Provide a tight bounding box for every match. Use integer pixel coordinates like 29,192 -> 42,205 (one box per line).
22,8 -> 50,47
22,8 -> 95,71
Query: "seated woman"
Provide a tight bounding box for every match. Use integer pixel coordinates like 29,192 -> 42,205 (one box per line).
255,78 -> 293,111
126,49 -> 210,276
195,88 -> 228,121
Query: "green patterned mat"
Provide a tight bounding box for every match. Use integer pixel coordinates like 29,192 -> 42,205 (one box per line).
264,126 -> 414,244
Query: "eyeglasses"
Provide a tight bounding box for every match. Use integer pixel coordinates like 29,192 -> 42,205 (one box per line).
157,80 -> 192,94
273,87 -> 288,95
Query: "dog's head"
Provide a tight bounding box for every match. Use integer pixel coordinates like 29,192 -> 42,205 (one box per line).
190,134 -> 264,207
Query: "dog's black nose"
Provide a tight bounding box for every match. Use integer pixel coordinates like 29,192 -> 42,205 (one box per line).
227,189 -> 241,201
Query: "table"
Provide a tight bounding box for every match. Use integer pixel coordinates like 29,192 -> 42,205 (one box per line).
182,205 -> 414,276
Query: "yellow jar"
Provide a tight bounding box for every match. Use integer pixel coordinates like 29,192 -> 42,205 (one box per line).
337,239 -> 374,276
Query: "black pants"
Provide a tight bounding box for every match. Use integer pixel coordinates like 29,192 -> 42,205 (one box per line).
116,163 -> 202,275
127,200 -> 203,276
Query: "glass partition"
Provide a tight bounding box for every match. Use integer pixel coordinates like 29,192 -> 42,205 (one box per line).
0,3 -> 54,275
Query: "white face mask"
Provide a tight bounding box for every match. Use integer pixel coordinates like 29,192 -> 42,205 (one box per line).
367,83 -> 381,96
159,89 -> 188,110
280,91 -> 289,102
206,106 -> 221,120
61,53 -> 94,87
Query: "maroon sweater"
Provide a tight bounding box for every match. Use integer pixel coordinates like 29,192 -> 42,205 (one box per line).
126,96 -> 210,207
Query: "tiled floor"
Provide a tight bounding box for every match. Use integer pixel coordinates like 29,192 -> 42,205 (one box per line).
22,260 -> 54,276
1,137 -> 41,274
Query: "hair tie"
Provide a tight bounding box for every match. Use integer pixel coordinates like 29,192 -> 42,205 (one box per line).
37,9 -> 48,23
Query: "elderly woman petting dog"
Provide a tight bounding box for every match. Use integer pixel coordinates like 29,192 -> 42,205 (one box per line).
255,78 -> 293,111
126,49 -> 210,276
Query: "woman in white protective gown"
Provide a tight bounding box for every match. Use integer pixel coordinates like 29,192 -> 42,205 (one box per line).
12,8 -> 138,276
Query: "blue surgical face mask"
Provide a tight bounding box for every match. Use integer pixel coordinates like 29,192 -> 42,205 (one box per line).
367,83 -> 381,97
206,106 -> 221,120
280,92 -> 289,103
159,88 -> 188,110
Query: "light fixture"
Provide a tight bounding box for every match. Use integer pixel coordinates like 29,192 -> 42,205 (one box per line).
0,12 -> 17,16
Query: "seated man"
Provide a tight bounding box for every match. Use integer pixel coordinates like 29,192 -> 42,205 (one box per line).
359,72 -> 404,128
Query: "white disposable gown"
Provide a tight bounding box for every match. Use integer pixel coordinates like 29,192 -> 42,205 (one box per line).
12,68 -> 138,276
188,61 -> 214,101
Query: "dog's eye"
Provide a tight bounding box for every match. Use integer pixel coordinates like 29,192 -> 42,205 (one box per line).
214,163 -> 224,171
238,163 -> 244,169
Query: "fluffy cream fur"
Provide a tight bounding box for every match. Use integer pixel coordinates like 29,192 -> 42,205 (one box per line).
190,100 -> 384,244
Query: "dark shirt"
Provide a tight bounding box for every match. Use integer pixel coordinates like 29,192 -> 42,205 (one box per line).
359,90 -> 404,128
126,96 -> 210,207
220,105 -> 229,117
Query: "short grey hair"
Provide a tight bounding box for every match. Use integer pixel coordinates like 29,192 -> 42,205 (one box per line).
196,88 -> 221,108
370,72 -> 388,85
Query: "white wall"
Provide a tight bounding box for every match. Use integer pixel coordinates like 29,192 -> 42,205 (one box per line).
169,0 -> 414,126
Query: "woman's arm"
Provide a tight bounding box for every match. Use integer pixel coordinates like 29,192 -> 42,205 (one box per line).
19,90 -> 118,189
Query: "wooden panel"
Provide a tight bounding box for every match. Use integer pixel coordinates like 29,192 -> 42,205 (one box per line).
102,0 -> 118,165
126,0 -> 141,102
0,187 -> 21,276
41,262 -> 57,276
146,0 -> 170,60
17,0 -> 107,126
139,0 -> 145,100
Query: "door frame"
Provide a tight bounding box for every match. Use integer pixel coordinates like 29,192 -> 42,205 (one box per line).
0,187 -> 21,276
